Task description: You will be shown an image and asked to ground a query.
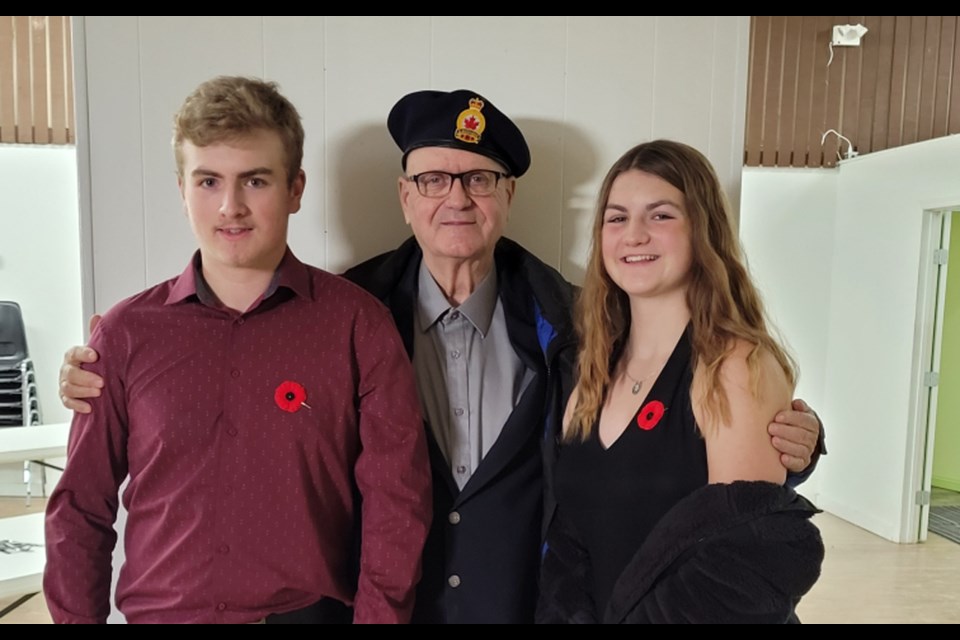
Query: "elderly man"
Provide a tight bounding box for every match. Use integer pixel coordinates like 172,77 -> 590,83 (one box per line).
59,88 -> 823,624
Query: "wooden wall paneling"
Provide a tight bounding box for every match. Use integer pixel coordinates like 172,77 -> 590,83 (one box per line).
806,17 -> 833,167
871,16 -> 896,152
47,16 -> 66,144
30,16 -> 49,144
917,16 -> 942,142
64,18 -> 73,143
901,16 -> 927,145
887,16 -> 912,148
813,16 -> 848,167
840,15 -> 864,158
14,16 -> 31,143
0,17 -> 15,143
856,16 -> 882,155
777,16 -> 801,166
792,16 -> 818,166
932,16 -> 956,138
761,16 -> 785,166
949,17 -> 960,135
745,16 -> 770,166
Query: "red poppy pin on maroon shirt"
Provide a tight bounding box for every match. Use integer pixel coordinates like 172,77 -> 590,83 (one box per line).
275,381 -> 311,413
637,400 -> 665,431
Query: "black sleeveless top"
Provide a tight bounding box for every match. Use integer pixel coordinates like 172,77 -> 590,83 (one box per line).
555,328 -> 708,618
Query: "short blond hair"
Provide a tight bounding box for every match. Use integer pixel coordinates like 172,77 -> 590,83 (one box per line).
173,76 -> 304,185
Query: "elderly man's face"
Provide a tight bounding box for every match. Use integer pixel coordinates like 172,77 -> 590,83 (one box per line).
399,147 -> 515,267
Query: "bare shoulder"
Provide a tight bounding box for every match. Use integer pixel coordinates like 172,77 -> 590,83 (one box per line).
716,338 -> 792,400
696,338 -> 791,484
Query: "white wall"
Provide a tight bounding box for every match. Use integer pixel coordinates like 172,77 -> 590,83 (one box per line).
76,15 -> 751,311
0,145 -> 82,492
823,135 -> 960,542
740,167 -> 840,503
740,134 -> 960,542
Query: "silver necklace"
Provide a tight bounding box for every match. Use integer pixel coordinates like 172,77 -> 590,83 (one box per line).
623,358 -> 669,395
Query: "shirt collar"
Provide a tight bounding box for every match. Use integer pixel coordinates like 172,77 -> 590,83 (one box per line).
164,248 -> 313,307
416,261 -> 498,337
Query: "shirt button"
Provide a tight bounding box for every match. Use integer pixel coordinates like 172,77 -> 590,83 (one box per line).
216,602 -> 227,611
218,544 -> 230,554
448,575 -> 461,588
456,465 -> 467,475
453,407 -> 464,417
231,369 -> 240,378
451,350 -> 461,359
224,485 -> 234,496
236,317 -> 245,326
449,310 -> 460,320
227,427 -> 238,437
448,511 -> 461,525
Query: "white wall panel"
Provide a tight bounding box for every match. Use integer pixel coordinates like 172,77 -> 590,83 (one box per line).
79,15 -> 749,298
264,16 -> 328,270
709,16 -> 750,215
432,16 -> 568,268
323,16 -> 431,274
82,16 -> 146,310
739,167 -> 840,504
561,17 -> 659,283
139,16 -> 266,288
821,135 -> 960,541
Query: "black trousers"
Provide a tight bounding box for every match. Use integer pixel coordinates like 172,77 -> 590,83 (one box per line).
265,598 -> 352,624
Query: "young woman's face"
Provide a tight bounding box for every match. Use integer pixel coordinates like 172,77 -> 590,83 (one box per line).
601,169 -> 692,299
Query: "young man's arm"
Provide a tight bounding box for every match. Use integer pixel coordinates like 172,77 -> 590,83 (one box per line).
44,316 -> 129,624
351,307 -> 432,624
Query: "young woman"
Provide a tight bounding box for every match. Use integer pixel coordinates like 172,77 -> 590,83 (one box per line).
537,140 -> 823,624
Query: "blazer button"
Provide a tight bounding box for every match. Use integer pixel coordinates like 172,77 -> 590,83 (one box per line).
448,511 -> 461,525
448,574 -> 461,588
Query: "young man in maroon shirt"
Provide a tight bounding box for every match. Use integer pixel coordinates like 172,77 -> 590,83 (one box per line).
43,76 -> 432,624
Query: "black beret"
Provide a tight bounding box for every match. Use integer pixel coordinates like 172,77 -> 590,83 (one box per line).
388,89 -> 531,178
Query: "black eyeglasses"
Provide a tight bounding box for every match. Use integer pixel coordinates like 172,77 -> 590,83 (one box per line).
407,170 -> 509,198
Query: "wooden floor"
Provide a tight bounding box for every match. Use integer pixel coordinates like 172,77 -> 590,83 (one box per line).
3,497 -> 960,624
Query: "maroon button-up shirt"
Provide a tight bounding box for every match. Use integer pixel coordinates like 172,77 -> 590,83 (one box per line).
44,249 -> 432,623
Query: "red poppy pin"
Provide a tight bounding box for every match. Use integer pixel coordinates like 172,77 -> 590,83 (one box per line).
637,400 -> 665,431
274,380 -> 311,413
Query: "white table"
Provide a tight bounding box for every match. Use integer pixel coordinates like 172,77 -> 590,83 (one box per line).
0,423 -> 70,465
0,513 -> 46,600
0,423 -> 69,604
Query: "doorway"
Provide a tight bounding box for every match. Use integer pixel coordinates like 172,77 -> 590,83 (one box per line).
914,209 -> 960,544
928,211 -> 960,544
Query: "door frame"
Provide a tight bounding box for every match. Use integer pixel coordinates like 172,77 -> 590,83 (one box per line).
903,207 -> 954,542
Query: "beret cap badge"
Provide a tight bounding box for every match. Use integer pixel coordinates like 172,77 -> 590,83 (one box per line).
454,97 -> 486,145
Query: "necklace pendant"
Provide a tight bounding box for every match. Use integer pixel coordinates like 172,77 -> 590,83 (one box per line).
631,381 -> 642,395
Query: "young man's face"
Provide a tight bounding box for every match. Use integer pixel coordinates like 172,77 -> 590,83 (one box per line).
178,128 -> 305,278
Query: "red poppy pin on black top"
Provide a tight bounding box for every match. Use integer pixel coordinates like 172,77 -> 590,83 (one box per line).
637,400 -> 665,431
275,381 -> 311,413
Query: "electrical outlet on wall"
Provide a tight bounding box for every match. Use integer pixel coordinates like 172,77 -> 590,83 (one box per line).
832,24 -> 869,47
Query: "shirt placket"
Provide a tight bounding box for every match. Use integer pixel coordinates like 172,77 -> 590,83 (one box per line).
211,311 -> 247,621
444,312 -> 472,489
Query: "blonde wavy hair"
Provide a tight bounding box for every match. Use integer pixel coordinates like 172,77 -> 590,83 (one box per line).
567,140 -> 796,441
173,76 -> 304,186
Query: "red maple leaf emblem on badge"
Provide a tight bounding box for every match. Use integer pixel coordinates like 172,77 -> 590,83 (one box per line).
464,115 -> 479,130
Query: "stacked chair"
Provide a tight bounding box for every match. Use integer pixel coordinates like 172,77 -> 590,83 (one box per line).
0,301 -> 44,503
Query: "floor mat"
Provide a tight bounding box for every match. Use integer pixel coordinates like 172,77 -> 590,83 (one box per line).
929,505 -> 960,545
